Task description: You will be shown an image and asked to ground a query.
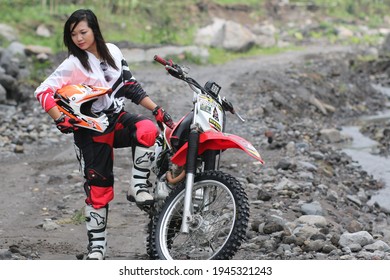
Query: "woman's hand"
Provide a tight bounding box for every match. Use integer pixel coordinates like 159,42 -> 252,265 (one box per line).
55,114 -> 80,134
153,106 -> 174,129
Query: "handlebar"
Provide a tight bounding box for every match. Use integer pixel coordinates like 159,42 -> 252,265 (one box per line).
153,54 -> 245,121
154,55 -> 170,66
154,55 -> 184,78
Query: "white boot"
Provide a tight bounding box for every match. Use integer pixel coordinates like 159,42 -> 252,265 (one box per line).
85,205 -> 108,260
127,146 -> 155,205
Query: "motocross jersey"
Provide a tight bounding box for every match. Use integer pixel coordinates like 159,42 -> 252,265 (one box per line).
34,43 -> 147,114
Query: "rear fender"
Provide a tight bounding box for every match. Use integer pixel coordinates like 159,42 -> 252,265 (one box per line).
170,130 -> 264,166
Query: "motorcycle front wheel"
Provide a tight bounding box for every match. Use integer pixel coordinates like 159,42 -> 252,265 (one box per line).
147,170 -> 249,260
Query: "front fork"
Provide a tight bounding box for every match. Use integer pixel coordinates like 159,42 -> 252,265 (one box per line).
181,127 -> 199,233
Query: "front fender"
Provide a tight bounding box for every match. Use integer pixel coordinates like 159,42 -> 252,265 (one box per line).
170,130 -> 265,166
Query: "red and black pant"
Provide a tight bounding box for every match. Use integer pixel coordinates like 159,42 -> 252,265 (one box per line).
73,111 -> 158,209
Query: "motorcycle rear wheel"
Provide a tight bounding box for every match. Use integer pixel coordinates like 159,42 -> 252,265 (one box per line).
147,170 -> 249,260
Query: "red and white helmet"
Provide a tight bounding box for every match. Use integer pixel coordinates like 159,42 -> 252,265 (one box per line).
54,84 -> 112,132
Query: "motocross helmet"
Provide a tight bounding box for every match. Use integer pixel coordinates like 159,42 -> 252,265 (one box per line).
54,84 -> 112,132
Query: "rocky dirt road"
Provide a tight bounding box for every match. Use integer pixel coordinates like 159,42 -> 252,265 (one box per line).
1,44 -> 390,260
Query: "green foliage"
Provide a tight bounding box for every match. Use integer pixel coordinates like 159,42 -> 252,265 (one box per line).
0,0 -> 389,66
307,22 -> 338,42
71,208 -> 86,225
208,46 -> 297,65
288,0 -> 390,27
346,34 -> 383,46
166,51 -> 208,65
213,0 -> 264,4
26,57 -> 54,88
0,0 -> 203,52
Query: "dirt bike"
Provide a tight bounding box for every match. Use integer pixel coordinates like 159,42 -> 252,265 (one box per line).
146,55 -> 265,260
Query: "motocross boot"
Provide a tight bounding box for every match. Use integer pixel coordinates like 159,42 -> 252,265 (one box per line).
127,146 -> 155,205
85,204 -> 108,260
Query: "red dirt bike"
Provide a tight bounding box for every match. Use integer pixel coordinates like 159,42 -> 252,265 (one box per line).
146,55 -> 264,260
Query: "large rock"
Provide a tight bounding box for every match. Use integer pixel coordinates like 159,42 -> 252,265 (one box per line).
0,23 -> 19,42
319,128 -> 343,143
0,83 -> 6,103
0,42 -> 27,78
194,18 -> 226,47
195,18 -> 255,52
219,20 -> 255,52
339,231 -> 374,248
382,33 -> 390,55
25,45 -> 53,56
36,24 -> 51,38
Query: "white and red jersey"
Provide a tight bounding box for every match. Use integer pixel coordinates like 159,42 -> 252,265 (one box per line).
34,43 -> 147,114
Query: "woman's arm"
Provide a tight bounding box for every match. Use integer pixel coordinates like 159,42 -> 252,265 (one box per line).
34,58 -> 76,119
139,96 -> 158,111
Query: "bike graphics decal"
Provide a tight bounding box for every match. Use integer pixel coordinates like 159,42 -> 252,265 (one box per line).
199,95 -> 212,114
199,95 -> 222,113
213,107 -> 219,121
224,133 -> 261,158
200,103 -> 212,114
209,118 -> 222,131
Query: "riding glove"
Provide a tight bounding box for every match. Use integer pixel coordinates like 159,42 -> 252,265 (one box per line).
153,106 -> 174,129
55,114 -> 80,134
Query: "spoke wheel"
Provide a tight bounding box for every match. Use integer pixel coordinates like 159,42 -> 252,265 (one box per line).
147,170 -> 249,260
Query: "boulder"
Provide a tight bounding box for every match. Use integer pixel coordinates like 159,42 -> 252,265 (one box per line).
0,23 -> 19,42
195,18 -> 255,52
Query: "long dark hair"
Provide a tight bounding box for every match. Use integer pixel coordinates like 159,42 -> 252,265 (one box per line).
63,9 -> 118,72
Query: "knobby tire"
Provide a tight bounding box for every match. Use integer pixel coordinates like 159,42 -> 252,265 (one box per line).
147,170 -> 249,260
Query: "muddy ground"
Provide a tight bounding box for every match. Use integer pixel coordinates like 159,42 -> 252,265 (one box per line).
1,44 -> 390,260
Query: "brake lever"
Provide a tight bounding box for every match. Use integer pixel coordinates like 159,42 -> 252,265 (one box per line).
235,111 -> 246,122
166,64 -> 189,77
222,97 -> 245,122
165,65 -> 179,73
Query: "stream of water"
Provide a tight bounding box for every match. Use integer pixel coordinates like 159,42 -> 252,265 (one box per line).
341,104 -> 390,212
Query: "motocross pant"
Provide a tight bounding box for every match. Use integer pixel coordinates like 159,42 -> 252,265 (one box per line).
73,111 -> 158,209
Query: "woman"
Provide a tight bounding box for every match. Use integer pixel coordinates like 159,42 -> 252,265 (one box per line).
34,9 -> 174,260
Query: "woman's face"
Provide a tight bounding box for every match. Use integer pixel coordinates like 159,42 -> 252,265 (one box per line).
70,20 -> 97,55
